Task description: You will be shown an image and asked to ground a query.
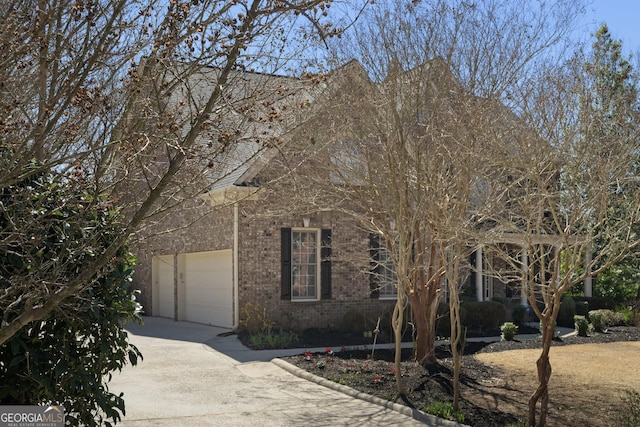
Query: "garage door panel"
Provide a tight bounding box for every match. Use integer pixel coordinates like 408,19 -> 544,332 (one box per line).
184,250 -> 232,327
154,255 -> 174,319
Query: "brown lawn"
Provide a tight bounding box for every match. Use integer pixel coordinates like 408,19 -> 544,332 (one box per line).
472,342 -> 640,426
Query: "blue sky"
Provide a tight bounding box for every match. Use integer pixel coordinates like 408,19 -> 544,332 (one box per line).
584,0 -> 640,54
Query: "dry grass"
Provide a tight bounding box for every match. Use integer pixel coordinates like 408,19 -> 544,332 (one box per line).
472,342 -> 640,426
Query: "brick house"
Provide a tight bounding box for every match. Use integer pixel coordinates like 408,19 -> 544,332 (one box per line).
130,59 -> 591,332
131,60 -> 404,332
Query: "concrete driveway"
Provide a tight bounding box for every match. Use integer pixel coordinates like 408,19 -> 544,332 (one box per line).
108,317 -> 432,426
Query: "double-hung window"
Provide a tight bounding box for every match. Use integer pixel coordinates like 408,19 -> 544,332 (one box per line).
377,246 -> 398,299
291,229 -> 319,300
370,234 -> 398,299
281,228 -> 332,301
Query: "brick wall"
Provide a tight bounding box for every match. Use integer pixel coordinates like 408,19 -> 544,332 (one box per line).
236,203 -> 397,332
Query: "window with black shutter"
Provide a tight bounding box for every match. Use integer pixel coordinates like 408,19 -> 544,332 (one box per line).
281,227 -> 331,301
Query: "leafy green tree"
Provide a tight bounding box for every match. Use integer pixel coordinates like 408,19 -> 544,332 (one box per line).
0,156 -> 142,426
585,24 -> 640,305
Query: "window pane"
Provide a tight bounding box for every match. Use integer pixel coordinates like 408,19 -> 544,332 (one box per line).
292,230 -> 318,299
378,246 -> 398,298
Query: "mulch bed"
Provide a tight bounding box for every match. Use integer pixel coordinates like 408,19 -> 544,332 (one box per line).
278,326 -> 640,427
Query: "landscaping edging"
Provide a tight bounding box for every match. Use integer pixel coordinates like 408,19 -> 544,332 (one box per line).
271,358 -> 469,427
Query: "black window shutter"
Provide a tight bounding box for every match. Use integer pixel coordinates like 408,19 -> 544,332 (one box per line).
320,229 -> 332,299
281,228 -> 292,300
369,234 -> 380,298
470,251 -> 477,292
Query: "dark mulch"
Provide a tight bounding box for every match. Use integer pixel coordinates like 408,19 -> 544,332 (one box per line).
278,326 -> 640,427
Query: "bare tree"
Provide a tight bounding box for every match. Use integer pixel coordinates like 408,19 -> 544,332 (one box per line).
480,27 -> 640,426
286,0 -> 584,373
0,0 -> 346,345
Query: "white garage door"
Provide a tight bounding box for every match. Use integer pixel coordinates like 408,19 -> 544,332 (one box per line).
184,250 -> 233,327
154,255 -> 175,319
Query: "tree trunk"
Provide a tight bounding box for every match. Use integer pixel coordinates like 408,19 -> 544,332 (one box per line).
391,295 -> 405,394
528,321 -> 554,427
410,286 -> 439,365
449,288 -> 463,410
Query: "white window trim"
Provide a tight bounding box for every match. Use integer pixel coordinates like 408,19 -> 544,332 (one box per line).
291,228 -> 321,302
377,245 -> 398,300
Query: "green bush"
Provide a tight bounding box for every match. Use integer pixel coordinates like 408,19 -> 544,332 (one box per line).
558,296 -> 577,327
589,309 -> 625,332
611,311 -> 626,326
613,389 -> 640,427
462,301 -> 507,332
250,330 -> 298,350
575,300 -> 589,316
239,302 -> 274,335
589,310 -> 608,332
492,294 -> 508,306
0,161 -> 142,426
574,315 -> 590,337
500,322 -> 518,341
573,296 -> 617,311
423,401 -> 465,423
621,306 -> 640,327
435,303 -> 467,337
511,304 -> 527,327
0,250 -> 142,427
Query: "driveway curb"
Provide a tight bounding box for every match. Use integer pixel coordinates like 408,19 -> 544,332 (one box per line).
271,358 -> 468,427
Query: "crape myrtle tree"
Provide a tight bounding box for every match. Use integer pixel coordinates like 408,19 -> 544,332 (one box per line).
273,0 -> 583,397
480,25 -> 640,427
0,0 -> 350,423
0,0 -> 344,344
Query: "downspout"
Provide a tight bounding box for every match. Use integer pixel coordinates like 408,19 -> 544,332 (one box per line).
521,247 -> 529,307
233,203 -> 240,329
584,243 -> 593,297
475,247 -> 483,302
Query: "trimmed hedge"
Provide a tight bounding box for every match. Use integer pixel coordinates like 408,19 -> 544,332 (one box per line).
435,303 -> 468,337
462,301 -> 507,332
572,296 -> 617,310
575,300 -> 589,316
511,304 -> 527,327
558,296 -> 577,327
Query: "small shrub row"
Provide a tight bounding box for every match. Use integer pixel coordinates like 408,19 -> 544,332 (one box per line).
423,401 -> 465,423
249,331 -> 298,350
492,295 -> 509,306
239,302 -> 298,349
573,309 -> 625,336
